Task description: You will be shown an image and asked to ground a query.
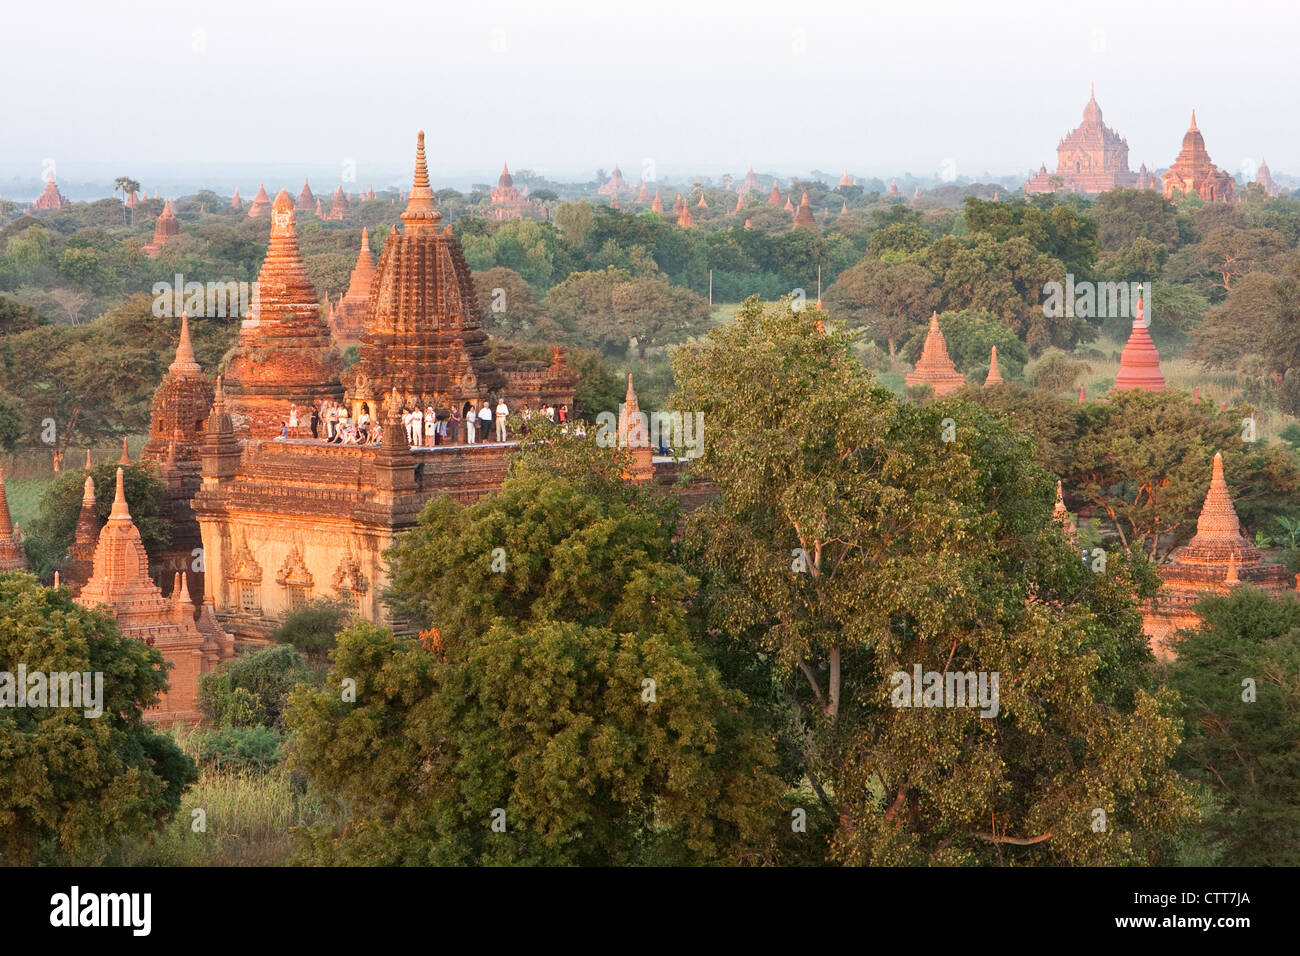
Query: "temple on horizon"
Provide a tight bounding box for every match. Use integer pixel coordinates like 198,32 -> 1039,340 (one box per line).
1024,85 -> 1140,196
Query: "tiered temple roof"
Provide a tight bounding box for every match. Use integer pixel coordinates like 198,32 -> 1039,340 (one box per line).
1112,296 -> 1165,393
1144,453 -> 1294,658
616,374 -> 654,483
1161,111 -> 1235,203
738,168 -> 760,195
63,461 -> 99,595
144,199 -> 180,256
904,312 -> 965,397
792,192 -> 817,231
223,190 -> 344,436
296,178 -> 316,212
489,162 -> 526,220
598,164 -> 631,196
676,203 -> 694,228
326,228 -> 376,349
1256,159 -> 1280,197
1025,85 -> 1138,195
0,464 -> 28,572
651,191 -> 664,213
75,468 -> 231,723
247,184 -> 271,217
839,169 -> 855,187
768,181 -> 781,206
32,175 -> 69,211
347,131 -> 504,414
327,185 -> 350,220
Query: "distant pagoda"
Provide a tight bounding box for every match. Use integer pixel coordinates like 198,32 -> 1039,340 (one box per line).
144,198 -> 180,256
905,312 -> 965,397
327,185 -> 350,220
1025,84 -> 1138,195
1112,296 -> 1165,393
792,192 -> 817,231
296,178 -> 316,213
1161,111 -> 1235,202
32,174 -> 69,211
1144,452 -> 1293,659
247,184 -> 272,217
0,464 -> 28,572
326,228 -> 376,349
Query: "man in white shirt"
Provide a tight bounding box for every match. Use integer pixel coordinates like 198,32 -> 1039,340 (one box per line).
479,400 -> 493,442
495,398 -> 509,442
411,406 -> 424,447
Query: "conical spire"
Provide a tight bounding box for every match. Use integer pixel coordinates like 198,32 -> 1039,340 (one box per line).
401,130 -> 442,232
84,448 -> 92,470
792,192 -> 817,230
983,345 -> 1004,387
1192,452 -> 1242,542
0,463 -> 12,536
82,470 -> 95,505
1190,109 -> 1198,131
1052,479 -> 1076,535
1113,296 -> 1165,393
0,462 -> 23,571
1225,549 -> 1240,585
120,437 -> 130,464
1079,385 -> 1087,403
169,312 -> 201,374
110,466 -> 131,521
904,312 -> 965,397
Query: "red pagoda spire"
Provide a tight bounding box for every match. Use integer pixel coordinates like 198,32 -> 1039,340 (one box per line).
983,345 -> 1004,387
792,192 -> 817,231
296,178 -> 316,212
230,188 -> 242,211
248,184 -> 271,217
1112,296 -> 1165,393
651,191 -> 664,213
768,181 -> 781,206
0,463 -> 28,571
904,312 -> 965,397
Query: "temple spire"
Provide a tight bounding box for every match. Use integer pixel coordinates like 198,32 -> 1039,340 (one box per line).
120,437 -> 131,464
983,345 -> 1004,387
1193,452 -> 1242,542
401,131 -> 442,232
169,312 -> 201,374
110,467 -> 131,521
1190,109 -> 1198,131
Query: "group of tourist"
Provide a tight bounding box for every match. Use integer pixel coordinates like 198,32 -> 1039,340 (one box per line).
276,398 -> 571,447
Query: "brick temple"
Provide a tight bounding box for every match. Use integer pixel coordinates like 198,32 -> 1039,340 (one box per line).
31,174 -> 69,211
905,312 -> 965,397
1112,297 -> 1166,393
1161,111 -> 1236,203
143,199 -> 180,256
325,228 -> 376,350
1024,85 -> 1140,196
1144,453 -> 1293,659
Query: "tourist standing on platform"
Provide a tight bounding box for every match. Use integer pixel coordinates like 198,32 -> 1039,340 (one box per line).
310,403 -> 321,438
449,406 -> 462,445
465,404 -> 476,444
495,398 -> 509,442
327,402 -> 339,441
559,404 -> 567,423
358,404 -> 371,443
288,403 -> 299,437
479,400 -> 492,442
413,405 -> 424,447
425,405 -> 436,447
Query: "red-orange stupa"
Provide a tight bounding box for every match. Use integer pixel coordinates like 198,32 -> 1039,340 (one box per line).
32,174 -> 69,211
983,346 -> 1004,387
768,181 -> 781,206
247,184 -> 271,217
1144,452 -> 1294,659
1112,296 -> 1165,393
0,464 -> 28,572
905,312 -> 965,397
792,192 -> 817,231
327,185 -> 350,220
326,228 -> 376,349
296,178 -> 316,212
222,190 -> 344,436
144,199 -> 180,256
1161,111 -> 1235,203
230,188 -> 242,211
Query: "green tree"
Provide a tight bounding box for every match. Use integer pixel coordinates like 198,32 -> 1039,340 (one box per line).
1165,588 -> 1300,865
0,572 -> 196,864
824,258 -> 940,357
291,442 -> 785,864
672,296 -> 1192,864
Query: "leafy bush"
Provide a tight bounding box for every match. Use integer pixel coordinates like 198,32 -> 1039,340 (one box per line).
269,599 -> 348,655
199,645 -> 318,730
192,726 -> 285,773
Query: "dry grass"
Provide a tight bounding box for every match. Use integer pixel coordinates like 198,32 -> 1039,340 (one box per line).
113,726 -> 328,867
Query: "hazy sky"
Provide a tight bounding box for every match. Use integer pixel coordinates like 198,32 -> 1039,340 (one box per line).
3,0 -> 1296,190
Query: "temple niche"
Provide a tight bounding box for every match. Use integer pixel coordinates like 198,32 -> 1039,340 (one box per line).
1161,112 -> 1236,203
1144,453 -> 1293,659
1025,85 -> 1139,195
